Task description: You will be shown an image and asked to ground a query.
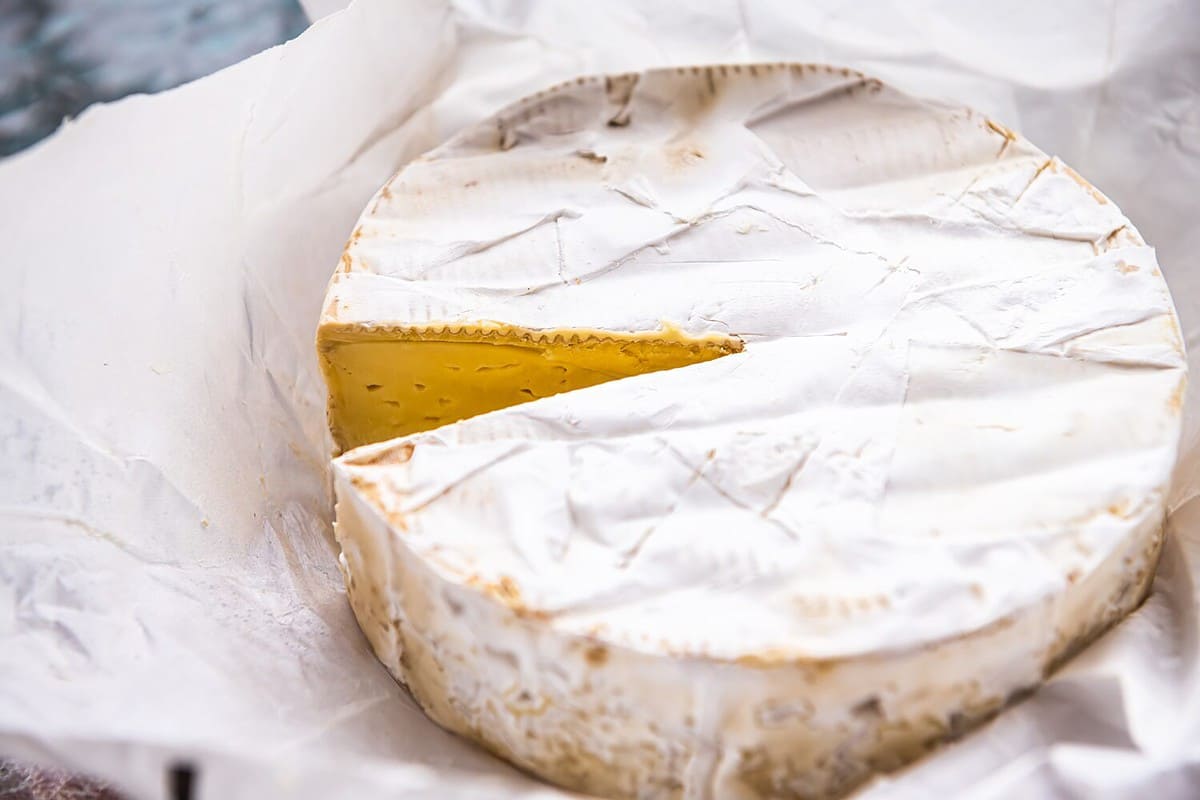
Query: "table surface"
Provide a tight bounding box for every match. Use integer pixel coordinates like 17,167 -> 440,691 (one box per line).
0,760 -> 128,800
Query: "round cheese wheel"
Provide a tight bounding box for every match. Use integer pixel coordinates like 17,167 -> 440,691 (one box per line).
324,64 -> 1186,800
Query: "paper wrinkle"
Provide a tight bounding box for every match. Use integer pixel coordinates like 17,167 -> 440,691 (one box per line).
2,0 -> 1200,798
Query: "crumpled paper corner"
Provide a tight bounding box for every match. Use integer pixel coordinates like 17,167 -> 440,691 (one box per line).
1,1 -> 1198,798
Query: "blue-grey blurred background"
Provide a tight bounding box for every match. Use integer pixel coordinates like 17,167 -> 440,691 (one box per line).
0,0 -> 309,157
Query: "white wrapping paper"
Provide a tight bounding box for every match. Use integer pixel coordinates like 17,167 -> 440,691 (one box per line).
1,1 -> 1198,797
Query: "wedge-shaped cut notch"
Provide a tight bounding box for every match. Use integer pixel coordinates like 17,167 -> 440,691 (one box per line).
318,324 -> 742,452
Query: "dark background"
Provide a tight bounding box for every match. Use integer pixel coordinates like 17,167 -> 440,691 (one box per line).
0,0 -> 308,158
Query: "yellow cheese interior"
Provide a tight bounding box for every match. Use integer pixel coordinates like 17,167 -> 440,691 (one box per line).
319,325 -> 742,452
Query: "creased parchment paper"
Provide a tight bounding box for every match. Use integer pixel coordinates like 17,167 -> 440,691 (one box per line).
1,1 -> 1198,798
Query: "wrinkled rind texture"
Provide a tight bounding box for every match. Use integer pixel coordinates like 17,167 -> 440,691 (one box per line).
327,64 -> 1186,799
336,472 -> 1164,800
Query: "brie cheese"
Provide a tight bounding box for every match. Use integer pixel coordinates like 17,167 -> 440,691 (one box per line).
320,65 -> 1186,799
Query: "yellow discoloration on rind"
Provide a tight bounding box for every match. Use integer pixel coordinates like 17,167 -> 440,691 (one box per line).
985,119 -> 1016,157
1051,160 -> 1111,205
1169,376 -> 1187,414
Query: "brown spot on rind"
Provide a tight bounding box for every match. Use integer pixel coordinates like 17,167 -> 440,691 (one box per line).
1107,500 -> 1131,518
495,575 -> 520,602
605,73 -> 639,127
498,125 -> 518,150
667,143 -> 705,170
985,119 -> 1016,158
1055,162 -> 1110,205
465,573 -> 552,621
584,644 -> 609,666
352,441 -> 416,468
852,696 -> 883,719
1012,158 -> 1053,206
1169,378 -> 1187,414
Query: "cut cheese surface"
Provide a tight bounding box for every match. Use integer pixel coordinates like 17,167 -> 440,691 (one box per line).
320,324 -> 740,451
319,64 -> 1187,800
